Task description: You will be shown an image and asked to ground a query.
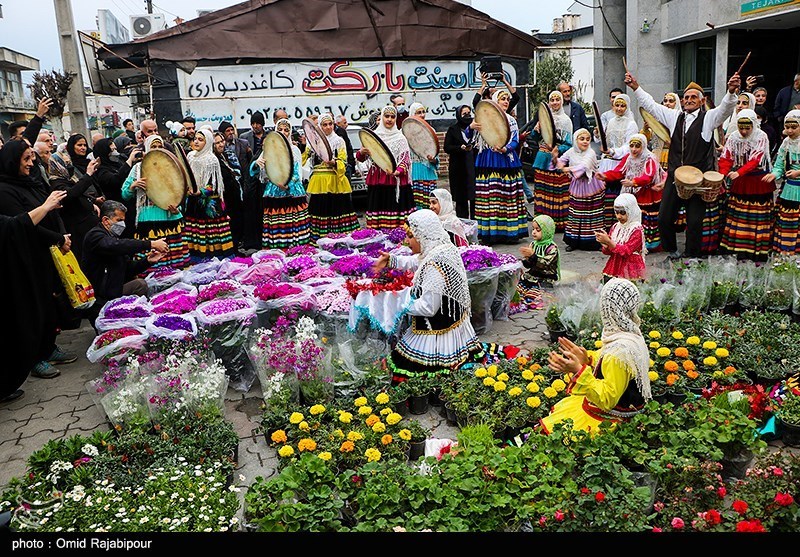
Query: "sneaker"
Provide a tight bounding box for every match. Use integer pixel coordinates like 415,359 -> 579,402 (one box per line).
31,361 -> 61,379
0,389 -> 24,403
47,346 -> 77,365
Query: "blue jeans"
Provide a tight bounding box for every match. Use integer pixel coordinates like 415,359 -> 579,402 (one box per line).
521,172 -> 533,200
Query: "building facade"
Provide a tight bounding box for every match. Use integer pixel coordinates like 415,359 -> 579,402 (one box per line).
0,47 -> 39,139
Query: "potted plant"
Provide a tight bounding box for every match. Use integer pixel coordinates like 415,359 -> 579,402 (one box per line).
390,380 -> 411,416
405,375 -> 433,415
545,303 -> 566,343
403,419 -> 431,460
776,389 -> 800,447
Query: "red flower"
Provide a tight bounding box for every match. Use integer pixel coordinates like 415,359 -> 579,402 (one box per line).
704,509 -> 722,525
580,487 -> 590,495
717,486 -> 727,498
538,516 -> 547,527
652,527 -> 663,533
736,519 -> 766,532
732,500 -> 749,514
554,510 -> 565,522
595,491 -> 606,503
774,493 -> 795,507
772,467 -> 784,476
671,517 -> 685,530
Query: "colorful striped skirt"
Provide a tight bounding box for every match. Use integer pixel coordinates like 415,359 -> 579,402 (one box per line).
700,198 -> 724,255
719,192 -> 774,260
474,167 -> 528,244
308,192 -> 359,240
262,195 -> 311,250
184,215 -> 235,258
533,168 -> 570,232
641,201 -> 662,252
134,220 -> 190,270
412,179 -> 437,210
774,194 -> 800,255
564,191 -> 604,250
365,183 -> 416,231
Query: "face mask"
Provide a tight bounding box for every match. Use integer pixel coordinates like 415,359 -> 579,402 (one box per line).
461,116 -> 473,125
110,221 -> 126,237
397,105 -> 408,114
109,153 -> 122,162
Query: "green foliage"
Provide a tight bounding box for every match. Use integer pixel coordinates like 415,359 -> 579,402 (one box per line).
777,389 -> 800,425
528,51 -> 574,110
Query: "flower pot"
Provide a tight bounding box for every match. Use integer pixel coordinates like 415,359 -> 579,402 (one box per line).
393,397 -> 409,417
651,388 -> 668,405
408,440 -> 426,461
721,450 -> 754,480
456,411 -> 469,429
666,390 -> 690,405
428,388 -> 443,407
548,328 -> 567,343
723,301 -> 740,316
630,471 -> 658,515
444,403 -> 458,426
777,416 -> 800,448
409,393 -> 430,415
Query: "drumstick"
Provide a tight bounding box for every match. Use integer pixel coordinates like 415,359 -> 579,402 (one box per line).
735,51 -> 751,76
622,56 -> 630,75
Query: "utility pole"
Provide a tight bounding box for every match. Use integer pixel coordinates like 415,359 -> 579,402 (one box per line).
53,0 -> 90,140
146,0 -> 153,14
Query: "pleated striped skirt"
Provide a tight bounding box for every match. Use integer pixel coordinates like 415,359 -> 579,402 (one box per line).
262,195 -> 311,250
641,201 -> 662,252
308,192 -> 359,240
184,215 -> 235,257
365,183 -> 416,231
774,193 -> 800,255
564,191 -> 604,250
134,220 -> 190,270
700,197 -> 724,255
533,168 -> 570,232
411,179 -> 437,210
474,167 -> 528,244
719,191 -> 774,260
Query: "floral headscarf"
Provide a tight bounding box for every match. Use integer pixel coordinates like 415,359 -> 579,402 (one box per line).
532,214 -> 559,280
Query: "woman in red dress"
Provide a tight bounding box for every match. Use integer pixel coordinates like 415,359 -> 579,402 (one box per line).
594,192 -> 646,282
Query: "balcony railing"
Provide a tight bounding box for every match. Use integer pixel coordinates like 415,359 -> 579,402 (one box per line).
0,93 -> 36,111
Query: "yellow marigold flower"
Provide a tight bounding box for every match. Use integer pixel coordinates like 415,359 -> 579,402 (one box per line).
534,374 -> 546,382
270,429 -> 288,444
527,382 -> 540,393
365,448 -> 381,462
381,434 -> 393,445
297,438 -> 317,452
354,397 -> 367,407
386,412 -> 402,426
399,429 -> 412,441
372,422 -> 386,433
309,404 -> 326,416
493,381 -> 507,392
666,373 -> 679,386
703,356 -> 718,366
594,340 -> 603,349
686,370 -> 699,380
380,407 -> 392,416
299,421 -> 310,431
334,428 -> 345,438
338,411 -> 353,424
508,387 -> 523,397
687,336 -> 701,345
483,377 -> 496,387
712,370 -> 724,379
564,373 -> 573,383
375,392 -> 390,405
672,331 -> 684,340
498,372 -> 510,382
522,370 -> 534,381
318,452 -> 332,461
365,414 -> 380,427
664,360 -> 679,372
289,412 -> 304,425
358,405 -> 373,415
526,396 -> 542,408
650,341 -> 661,349
516,356 -> 529,366
702,340 -> 717,350
475,367 -> 487,378
682,360 -> 696,372
649,359 -> 655,368
648,371 -> 659,382
674,347 -> 689,359
715,348 -> 729,358
487,365 -> 498,377
656,347 -> 671,358
340,441 -> 355,453
278,445 -> 295,458
347,431 -> 364,441
649,330 -> 662,339
551,379 -> 566,392
543,386 -> 558,399
530,363 -> 542,372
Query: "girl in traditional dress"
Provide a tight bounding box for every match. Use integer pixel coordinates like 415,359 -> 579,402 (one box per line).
407,102 -> 439,209
121,135 -> 189,269
598,133 -> 665,252
305,113 -> 358,239
542,277 -> 651,435
429,188 -> 468,247
517,214 -> 560,310
250,118 -> 311,249
356,105 -> 415,231
556,128 -> 604,251
184,128 -> 234,258
598,94 -> 639,230
374,209 -> 480,382
722,92 -> 757,139
532,90 -> 573,231
718,109 -> 774,261
472,89 -> 528,244
595,193 -> 646,282
766,110 -> 800,254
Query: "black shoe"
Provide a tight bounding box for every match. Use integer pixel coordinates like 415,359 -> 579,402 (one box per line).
665,251 -> 682,260
526,197 -> 535,204
565,245 -> 575,252
1,389 -> 24,404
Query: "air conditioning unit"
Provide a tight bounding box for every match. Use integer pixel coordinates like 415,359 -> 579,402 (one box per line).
130,13 -> 167,39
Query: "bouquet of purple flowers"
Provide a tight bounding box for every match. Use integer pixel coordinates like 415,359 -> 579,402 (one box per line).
461,245 -> 503,272
284,255 -> 318,276
330,254 -> 375,277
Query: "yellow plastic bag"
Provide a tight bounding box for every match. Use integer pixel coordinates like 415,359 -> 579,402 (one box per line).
50,246 -> 96,310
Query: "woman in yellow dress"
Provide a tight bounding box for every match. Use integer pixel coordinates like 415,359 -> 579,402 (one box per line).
541,277 -> 651,435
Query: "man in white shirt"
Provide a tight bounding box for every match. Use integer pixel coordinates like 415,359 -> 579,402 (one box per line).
625,71 -> 741,259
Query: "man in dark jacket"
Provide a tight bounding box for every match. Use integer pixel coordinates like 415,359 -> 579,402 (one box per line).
773,73 -> 800,124
238,111 -> 267,251
557,82 -> 590,134
82,200 -> 167,304
334,115 -> 355,180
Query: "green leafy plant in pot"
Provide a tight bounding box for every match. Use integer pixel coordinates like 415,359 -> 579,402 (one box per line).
776,389 -> 800,447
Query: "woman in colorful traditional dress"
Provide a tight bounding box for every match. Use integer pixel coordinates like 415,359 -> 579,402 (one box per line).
472,89 -> 528,244
556,127 -> 604,251
356,105 -> 415,231
718,109 -> 773,261
542,277 -> 651,435
598,94 -> 639,230
766,110 -> 800,254
305,113 -> 359,240
407,102 -> 440,209
429,188 -> 468,247
121,134 -> 189,269
250,118 -> 310,249
373,209 -> 480,382
184,128 -> 234,258
532,90 -> 573,232
722,92 -> 757,139
598,133 -> 665,252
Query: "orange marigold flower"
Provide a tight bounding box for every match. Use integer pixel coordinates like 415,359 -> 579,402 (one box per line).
686,370 -> 699,380
666,373 -> 680,386
270,429 -> 288,444
682,360 -> 696,372
530,363 -> 542,372
674,347 -> 689,358
340,440 -> 355,453
664,361 -> 679,373
365,414 -> 380,427
724,366 -> 737,375
381,434 -> 393,445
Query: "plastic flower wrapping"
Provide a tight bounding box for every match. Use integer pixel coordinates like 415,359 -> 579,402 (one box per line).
152,315 -> 194,333
197,297 -> 254,318
197,280 -> 242,303
93,327 -> 144,349
329,254 -> 375,277
253,282 -> 302,301
284,255 -> 318,275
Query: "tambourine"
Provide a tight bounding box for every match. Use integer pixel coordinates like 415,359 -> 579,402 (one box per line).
141,148 -> 187,210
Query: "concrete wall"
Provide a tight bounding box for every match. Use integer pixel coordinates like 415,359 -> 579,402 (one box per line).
593,0 -> 627,112
570,32 -> 596,104
663,0 -> 799,40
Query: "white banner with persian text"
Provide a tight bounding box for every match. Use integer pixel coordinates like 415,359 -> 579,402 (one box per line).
177,59 -> 516,129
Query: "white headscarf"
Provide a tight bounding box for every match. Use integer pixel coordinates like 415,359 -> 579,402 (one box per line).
431,188 -> 467,245
187,128 -> 224,197
562,128 -> 597,178
319,112 -> 345,153
606,93 -> 636,149
408,102 -> 425,117
611,192 -> 646,256
598,277 -> 651,401
724,92 -> 757,137
723,108 -> 771,172
375,105 -> 410,162
778,110 -> 800,164
663,92 -> 681,111
548,90 -> 573,139
407,209 -> 472,316
621,133 -> 652,179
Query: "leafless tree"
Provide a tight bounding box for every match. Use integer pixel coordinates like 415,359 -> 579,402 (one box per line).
27,70 -> 73,141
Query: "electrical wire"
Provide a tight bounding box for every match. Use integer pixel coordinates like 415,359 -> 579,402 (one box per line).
151,2 -> 180,18
566,0 -> 624,47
